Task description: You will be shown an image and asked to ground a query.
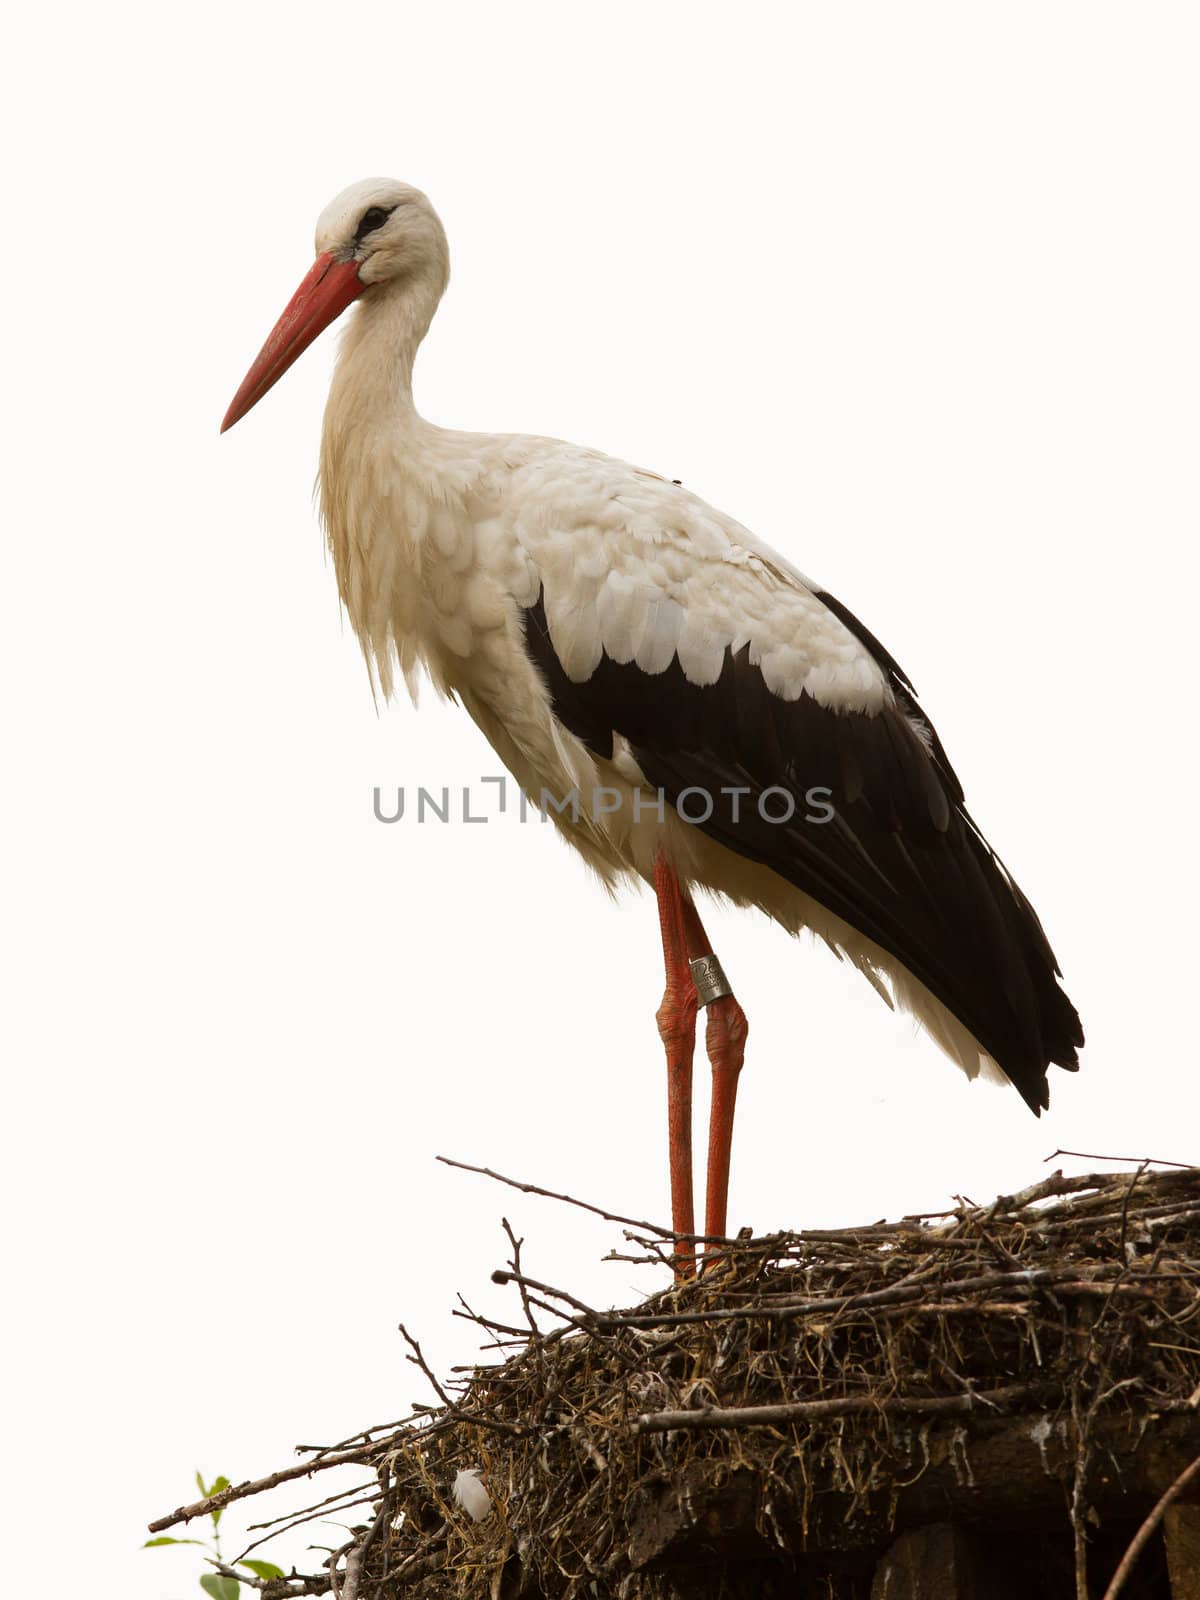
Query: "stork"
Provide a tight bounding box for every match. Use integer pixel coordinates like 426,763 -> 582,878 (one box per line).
223,179 -> 1083,1269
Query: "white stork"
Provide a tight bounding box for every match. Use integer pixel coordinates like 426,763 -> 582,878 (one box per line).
223,178 -> 1083,1269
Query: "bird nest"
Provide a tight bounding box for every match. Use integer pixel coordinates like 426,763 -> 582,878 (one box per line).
151,1164 -> 1200,1599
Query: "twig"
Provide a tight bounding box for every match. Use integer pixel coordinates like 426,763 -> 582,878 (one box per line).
1035,1199 -> 1200,1234
210,1561 -> 329,1597
880,1300 -> 1036,1318
398,1320 -> 528,1437
1045,1148 -> 1195,1171
490,1269 -> 603,1321
293,1414 -> 417,1455
521,1291 -> 601,1335
341,1493 -> 391,1600
379,1545 -> 446,1588
438,1154 -> 732,1244
1118,1162 -> 1151,1263
451,1306 -> 537,1339
1070,1385 -> 1090,1600
328,1536 -> 354,1600
987,1169 -> 1086,1215
636,1382 -> 1054,1432
148,1443 -> 396,1533
502,1218 -> 541,1339
453,1288 -> 535,1341
398,1323 -> 455,1409
243,1480 -> 380,1537
1102,1451 -> 1200,1599
239,1498 -> 378,1559
1052,1282 -> 1161,1300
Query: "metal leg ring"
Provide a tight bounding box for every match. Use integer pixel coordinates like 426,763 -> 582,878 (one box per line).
689,953 -> 733,1008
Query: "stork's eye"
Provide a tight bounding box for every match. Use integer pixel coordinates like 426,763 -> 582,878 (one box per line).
354,206 -> 392,244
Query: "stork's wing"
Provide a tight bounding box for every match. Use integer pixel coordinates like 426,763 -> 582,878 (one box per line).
514,485 -> 1082,1113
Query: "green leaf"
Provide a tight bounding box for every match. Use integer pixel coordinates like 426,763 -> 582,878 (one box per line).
240,1560 -> 285,1580
196,1471 -> 210,1497
206,1475 -> 232,1527
199,1576 -> 240,1600
144,1536 -> 205,1548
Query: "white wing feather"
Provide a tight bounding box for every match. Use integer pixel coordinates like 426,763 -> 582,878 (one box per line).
489,442 -> 887,712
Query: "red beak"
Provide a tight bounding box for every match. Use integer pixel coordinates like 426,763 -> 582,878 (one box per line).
221,252 -> 364,432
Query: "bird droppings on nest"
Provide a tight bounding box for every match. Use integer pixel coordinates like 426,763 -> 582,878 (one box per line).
150,1165 -> 1200,1599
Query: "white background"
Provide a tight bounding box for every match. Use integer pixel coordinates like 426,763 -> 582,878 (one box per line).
4,5 -> 1198,1595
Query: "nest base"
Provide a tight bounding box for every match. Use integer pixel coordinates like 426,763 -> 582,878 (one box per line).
149,1165 -> 1200,1599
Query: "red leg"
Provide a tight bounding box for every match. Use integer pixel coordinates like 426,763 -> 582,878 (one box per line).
679,899 -> 749,1250
653,854 -> 698,1277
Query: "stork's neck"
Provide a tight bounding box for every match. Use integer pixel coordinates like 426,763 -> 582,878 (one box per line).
319,266 -> 469,701
326,271 -> 444,434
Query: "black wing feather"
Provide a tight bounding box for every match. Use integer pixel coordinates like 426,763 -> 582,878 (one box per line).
521,589 -> 1083,1113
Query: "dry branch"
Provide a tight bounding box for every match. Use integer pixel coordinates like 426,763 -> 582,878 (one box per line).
148,1442 -> 393,1534
635,1379 -> 1055,1432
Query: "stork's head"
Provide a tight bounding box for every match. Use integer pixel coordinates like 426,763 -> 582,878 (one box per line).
315,178 -> 450,291
221,178 -> 449,433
